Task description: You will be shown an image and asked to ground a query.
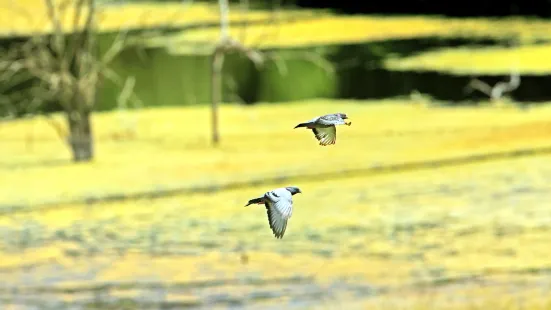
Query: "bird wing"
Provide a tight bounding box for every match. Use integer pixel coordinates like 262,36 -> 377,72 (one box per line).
296,116 -> 319,127
317,114 -> 346,126
306,116 -> 320,123
312,126 -> 337,146
264,188 -> 293,239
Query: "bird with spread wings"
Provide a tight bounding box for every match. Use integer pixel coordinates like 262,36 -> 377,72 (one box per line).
244,186 -> 302,239
294,113 -> 351,146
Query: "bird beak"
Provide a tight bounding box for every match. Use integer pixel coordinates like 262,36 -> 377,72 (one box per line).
345,120 -> 352,126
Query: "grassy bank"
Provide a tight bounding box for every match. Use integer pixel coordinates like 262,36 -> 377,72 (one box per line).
2,99 -> 551,207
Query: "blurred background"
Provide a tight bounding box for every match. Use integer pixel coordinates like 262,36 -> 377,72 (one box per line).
1,0 -> 551,309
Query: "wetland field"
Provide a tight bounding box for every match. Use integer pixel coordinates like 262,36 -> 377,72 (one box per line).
1,100 -> 551,309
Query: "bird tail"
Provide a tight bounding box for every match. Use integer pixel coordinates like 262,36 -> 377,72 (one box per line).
245,197 -> 264,207
294,122 -> 309,129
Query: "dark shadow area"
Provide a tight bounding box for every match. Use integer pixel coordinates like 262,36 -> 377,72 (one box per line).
222,51 -> 260,105
336,66 -> 551,104
395,72 -> 551,104
291,0 -> 551,18
326,38 -> 551,104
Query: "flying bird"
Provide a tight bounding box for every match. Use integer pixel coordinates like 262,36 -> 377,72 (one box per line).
244,186 -> 302,239
294,113 -> 351,146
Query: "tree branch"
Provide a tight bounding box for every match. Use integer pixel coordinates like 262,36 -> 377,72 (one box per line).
44,0 -> 65,56
209,0 -> 265,146
465,70 -> 521,102
0,0 -> 139,157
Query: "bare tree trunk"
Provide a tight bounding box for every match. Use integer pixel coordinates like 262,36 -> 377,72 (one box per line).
211,50 -> 225,146
67,107 -> 94,162
210,0 -> 231,147
66,0 -> 96,162
2,0 -> 134,163
209,0 -> 263,146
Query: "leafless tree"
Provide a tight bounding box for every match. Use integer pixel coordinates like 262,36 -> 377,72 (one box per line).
208,0 -> 332,146
210,0 -> 264,146
0,0 -> 133,162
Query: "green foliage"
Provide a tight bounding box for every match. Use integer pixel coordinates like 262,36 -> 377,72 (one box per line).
257,51 -> 338,102
97,45 -> 339,110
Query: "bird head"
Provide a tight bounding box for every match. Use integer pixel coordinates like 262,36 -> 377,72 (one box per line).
338,113 -> 351,126
338,113 -> 348,119
285,186 -> 302,195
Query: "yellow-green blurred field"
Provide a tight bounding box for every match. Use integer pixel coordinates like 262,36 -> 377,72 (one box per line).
0,100 -> 551,205
0,1 -> 313,37
168,15 -> 551,51
1,99 -> 551,308
5,1 -> 551,50
3,99 -> 551,207
385,43 -> 551,75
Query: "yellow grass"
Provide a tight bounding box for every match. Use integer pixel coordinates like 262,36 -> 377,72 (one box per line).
1,153 -> 551,307
4,1 -> 551,50
0,1 -> 314,37
168,16 -> 551,52
2,99 -> 551,307
385,43 -> 551,75
3,99 -> 551,208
